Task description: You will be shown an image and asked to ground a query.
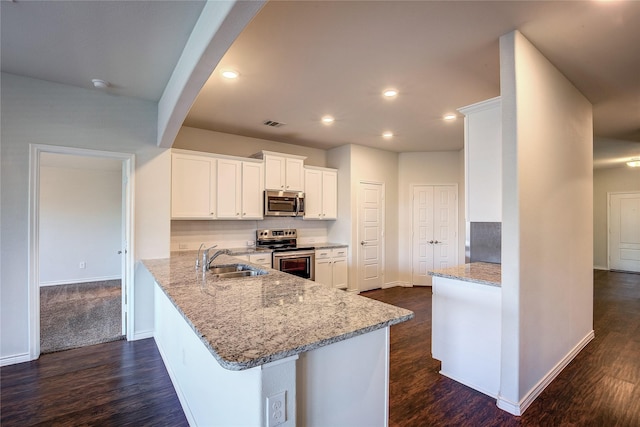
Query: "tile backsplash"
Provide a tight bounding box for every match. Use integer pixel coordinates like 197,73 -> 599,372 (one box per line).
469,222 -> 501,264
170,218 -> 329,251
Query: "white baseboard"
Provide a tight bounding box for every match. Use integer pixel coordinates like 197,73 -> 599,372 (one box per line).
1,351 -> 31,367
593,265 -> 608,271
40,275 -> 121,287
382,281 -> 412,289
132,330 -> 154,341
496,329 -> 595,416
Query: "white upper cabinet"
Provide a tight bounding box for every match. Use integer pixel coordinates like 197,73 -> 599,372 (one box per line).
216,158 -> 242,219
253,151 -> 306,192
458,97 -> 502,222
171,150 -> 264,221
171,152 -> 217,219
304,166 -> 337,220
241,161 -> 264,219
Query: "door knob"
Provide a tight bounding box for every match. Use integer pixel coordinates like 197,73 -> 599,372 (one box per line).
361,241 -> 366,246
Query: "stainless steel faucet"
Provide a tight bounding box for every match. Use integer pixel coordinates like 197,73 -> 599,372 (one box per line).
201,245 -> 232,271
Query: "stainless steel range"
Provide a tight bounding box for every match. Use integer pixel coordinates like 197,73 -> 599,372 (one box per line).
256,229 -> 315,280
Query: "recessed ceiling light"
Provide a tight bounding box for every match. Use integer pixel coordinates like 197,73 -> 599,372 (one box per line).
321,115 -> 335,125
627,158 -> 640,167
221,70 -> 239,79
382,131 -> 394,139
383,89 -> 398,98
443,113 -> 457,121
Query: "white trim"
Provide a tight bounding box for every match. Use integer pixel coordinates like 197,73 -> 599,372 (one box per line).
593,265 -> 609,271
28,144 -> 135,361
496,330 -> 595,416
383,281 -> 412,289
39,275 -> 122,287
133,330 -> 155,341
439,369 -> 498,399
1,352 -> 31,367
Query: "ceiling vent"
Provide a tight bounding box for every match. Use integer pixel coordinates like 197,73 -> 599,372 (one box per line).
263,120 -> 286,128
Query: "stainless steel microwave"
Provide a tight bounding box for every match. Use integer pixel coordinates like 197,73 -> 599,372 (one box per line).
264,190 -> 304,217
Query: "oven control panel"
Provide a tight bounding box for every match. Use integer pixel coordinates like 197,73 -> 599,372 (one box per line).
257,229 -> 297,239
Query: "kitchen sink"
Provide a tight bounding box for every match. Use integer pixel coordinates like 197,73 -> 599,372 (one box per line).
209,264 -> 267,279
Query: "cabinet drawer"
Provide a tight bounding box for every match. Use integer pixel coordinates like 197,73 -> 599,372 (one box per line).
248,253 -> 272,266
315,249 -> 331,260
331,248 -> 347,258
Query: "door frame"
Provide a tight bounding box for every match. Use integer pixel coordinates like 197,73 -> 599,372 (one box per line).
410,183 -> 459,286
607,191 -> 640,272
356,180 -> 385,292
28,144 -> 135,360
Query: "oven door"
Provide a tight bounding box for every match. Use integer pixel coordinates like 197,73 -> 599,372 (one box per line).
273,250 -> 315,280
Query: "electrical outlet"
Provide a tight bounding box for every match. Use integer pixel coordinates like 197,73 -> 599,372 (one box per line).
266,391 -> 286,427
247,240 -> 255,247
79,262 -> 86,269
179,243 -> 188,249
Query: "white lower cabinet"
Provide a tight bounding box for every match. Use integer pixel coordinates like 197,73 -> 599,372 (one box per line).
315,247 -> 347,289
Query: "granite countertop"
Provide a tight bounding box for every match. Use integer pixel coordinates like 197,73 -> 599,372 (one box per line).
142,252 -> 413,371
428,262 -> 501,287
312,242 -> 348,250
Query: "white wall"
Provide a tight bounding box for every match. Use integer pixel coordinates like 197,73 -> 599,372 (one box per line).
174,126 -> 328,167
499,31 -> 593,413
326,144 -> 399,290
397,151 -> 465,285
593,166 -> 640,269
1,73 -> 170,361
39,160 -> 121,285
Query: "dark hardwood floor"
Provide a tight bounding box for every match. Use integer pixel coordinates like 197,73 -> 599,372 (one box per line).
1,270 -> 638,426
363,270 -> 640,427
0,338 -> 188,426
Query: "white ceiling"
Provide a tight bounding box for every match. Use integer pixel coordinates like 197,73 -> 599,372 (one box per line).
1,0 -> 205,100
2,0 -> 639,167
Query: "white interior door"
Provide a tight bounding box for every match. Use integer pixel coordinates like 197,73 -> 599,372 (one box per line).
412,186 -> 434,286
358,182 -> 384,292
609,192 -> 640,272
412,185 -> 458,286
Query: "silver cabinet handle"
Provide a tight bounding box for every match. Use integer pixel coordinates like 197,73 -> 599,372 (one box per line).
429,240 -> 434,244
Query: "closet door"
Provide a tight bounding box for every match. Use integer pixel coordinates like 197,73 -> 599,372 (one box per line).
412,185 -> 458,286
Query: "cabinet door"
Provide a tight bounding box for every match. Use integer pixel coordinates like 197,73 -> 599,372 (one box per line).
171,154 -> 216,219
315,258 -> 332,286
241,162 -> 264,219
264,155 -> 285,190
322,170 -> 337,219
285,158 -> 305,191
216,159 -> 242,219
332,257 -> 348,289
304,168 -> 323,219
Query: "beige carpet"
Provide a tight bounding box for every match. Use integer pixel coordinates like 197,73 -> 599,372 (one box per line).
40,280 -> 124,353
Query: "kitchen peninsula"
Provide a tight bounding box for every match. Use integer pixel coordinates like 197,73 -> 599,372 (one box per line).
142,252 -> 413,426
429,262 -> 502,398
